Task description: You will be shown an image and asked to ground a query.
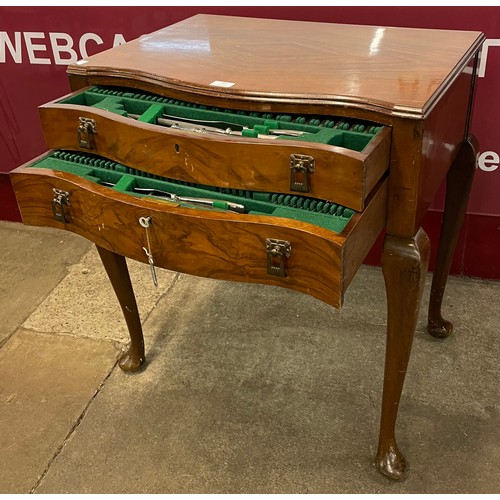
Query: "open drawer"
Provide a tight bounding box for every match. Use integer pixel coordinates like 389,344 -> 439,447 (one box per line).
39,86 -> 391,212
11,151 -> 388,308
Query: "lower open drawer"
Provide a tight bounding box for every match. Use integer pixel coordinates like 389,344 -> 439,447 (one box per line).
11,151 -> 388,308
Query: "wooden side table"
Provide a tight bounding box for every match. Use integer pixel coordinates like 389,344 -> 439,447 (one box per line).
11,15 -> 485,480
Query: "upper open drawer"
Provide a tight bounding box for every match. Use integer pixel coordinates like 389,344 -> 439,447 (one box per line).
39,86 -> 391,212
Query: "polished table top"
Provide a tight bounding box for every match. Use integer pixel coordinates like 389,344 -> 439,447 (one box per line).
68,14 -> 483,118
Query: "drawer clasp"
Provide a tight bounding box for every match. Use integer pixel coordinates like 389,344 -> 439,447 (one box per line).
51,188 -> 71,223
290,154 -> 315,193
77,117 -> 97,149
266,238 -> 292,277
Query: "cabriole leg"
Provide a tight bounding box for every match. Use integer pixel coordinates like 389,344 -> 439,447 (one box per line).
376,228 -> 430,480
428,137 -> 477,338
96,244 -> 145,372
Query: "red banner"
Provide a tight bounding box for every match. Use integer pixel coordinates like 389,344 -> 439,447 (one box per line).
1,6 -> 499,276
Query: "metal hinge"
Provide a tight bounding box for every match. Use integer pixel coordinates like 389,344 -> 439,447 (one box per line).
51,188 -> 71,223
290,154 -> 315,193
77,117 -> 96,149
266,238 -> 292,277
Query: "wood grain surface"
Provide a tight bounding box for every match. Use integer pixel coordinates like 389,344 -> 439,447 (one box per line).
39,99 -> 390,211
11,164 -> 387,308
67,14 -> 484,118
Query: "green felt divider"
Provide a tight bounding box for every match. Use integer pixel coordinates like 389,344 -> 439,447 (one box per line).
59,86 -> 382,151
272,206 -> 353,227
138,103 -> 165,124
30,151 -> 356,234
90,96 -> 128,116
280,129 -> 345,147
252,192 -> 272,202
114,175 -> 136,192
85,175 -> 103,184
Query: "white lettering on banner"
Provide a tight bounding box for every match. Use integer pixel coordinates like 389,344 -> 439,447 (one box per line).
0,31 -> 22,62
478,39 -> 500,78
477,151 -> 499,172
24,32 -> 50,64
50,32 -> 78,64
113,34 -> 127,47
79,33 -> 103,59
0,31 -> 126,64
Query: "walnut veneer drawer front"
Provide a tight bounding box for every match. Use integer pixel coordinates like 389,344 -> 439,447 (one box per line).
39,86 -> 391,212
11,152 -> 388,308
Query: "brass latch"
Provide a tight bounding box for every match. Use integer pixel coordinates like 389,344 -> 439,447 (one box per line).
77,117 -> 96,149
290,154 -> 315,193
266,238 -> 292,277
51,188 -> 71,223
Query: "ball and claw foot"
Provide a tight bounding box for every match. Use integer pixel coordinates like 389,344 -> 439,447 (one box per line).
428,315 -> 454,339
375,444 -> 408,481
118,348 -> 145,372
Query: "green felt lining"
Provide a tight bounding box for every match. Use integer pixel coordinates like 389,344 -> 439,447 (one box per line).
30,151 -> 356,233
60,86 -> 383,151
114,175 -> 135,192
138,103 -> 164,124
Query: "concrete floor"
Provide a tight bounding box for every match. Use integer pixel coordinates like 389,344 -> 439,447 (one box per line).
1,220 -> 499,493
